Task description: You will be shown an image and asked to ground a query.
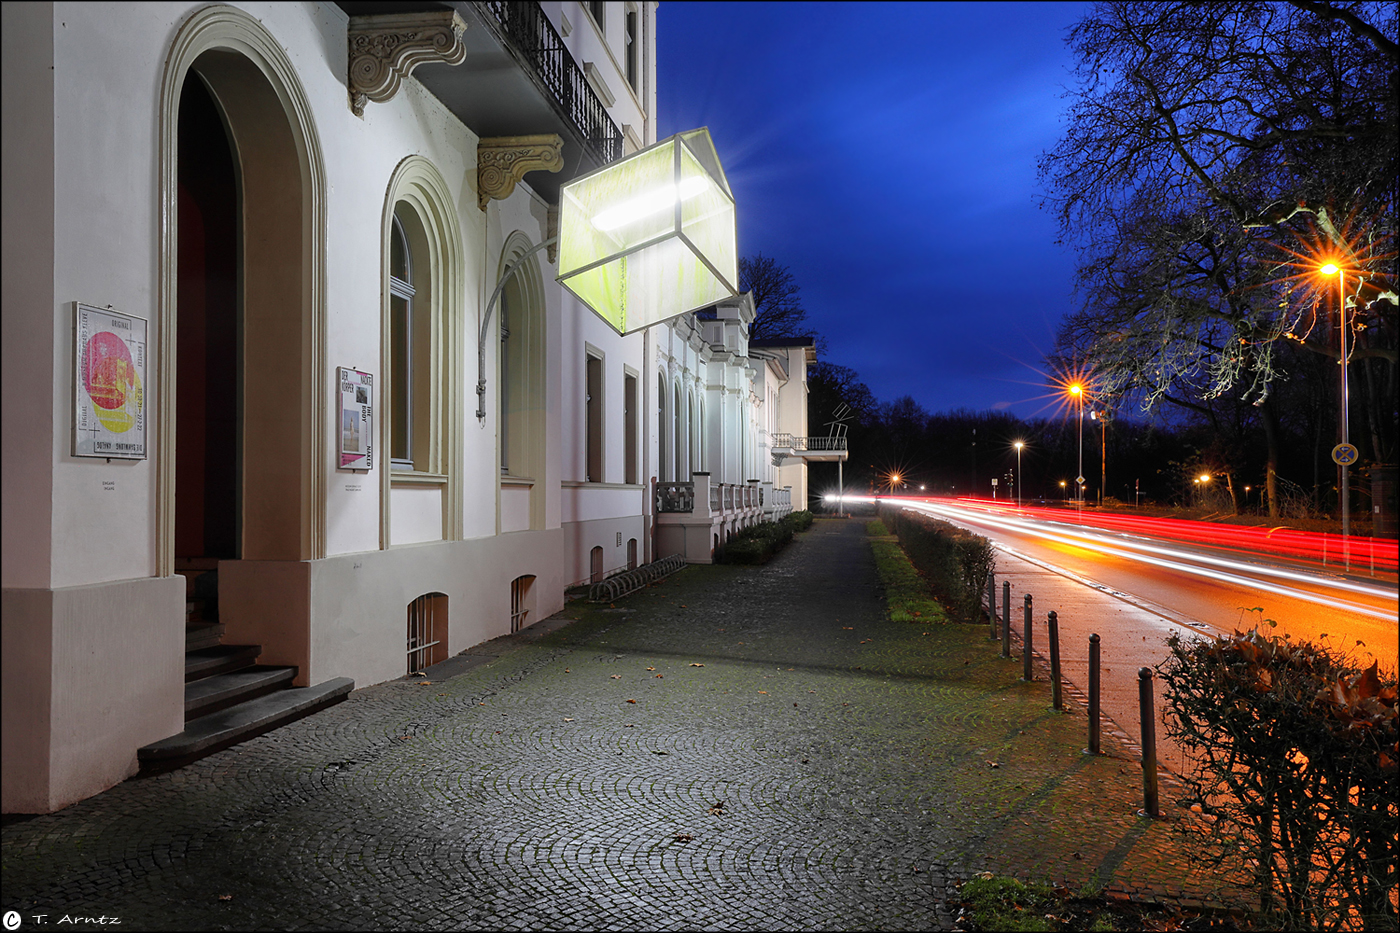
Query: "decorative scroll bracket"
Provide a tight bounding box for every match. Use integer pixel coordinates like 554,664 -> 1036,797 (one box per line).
477,135 -> 565,211
348,11 -> 467,118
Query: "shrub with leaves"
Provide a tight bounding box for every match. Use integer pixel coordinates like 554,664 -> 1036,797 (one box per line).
878,507 -> 993,621
1159,628 -> 1398,931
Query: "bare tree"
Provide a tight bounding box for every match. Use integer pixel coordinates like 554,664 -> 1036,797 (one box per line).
740,253 -> 814,341
1041,1 -> 1398,513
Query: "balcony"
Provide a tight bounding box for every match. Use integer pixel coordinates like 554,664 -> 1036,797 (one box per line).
655,474 -> 795,564
341,1 -> 623,202
771,434 -> 848,463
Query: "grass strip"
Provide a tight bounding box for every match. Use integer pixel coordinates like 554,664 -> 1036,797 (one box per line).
866,520 -> 952,624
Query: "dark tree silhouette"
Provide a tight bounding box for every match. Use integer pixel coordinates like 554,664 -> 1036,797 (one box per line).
740,253 -> 813,341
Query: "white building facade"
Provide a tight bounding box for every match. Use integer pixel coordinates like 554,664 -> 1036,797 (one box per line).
1,0 -> 820,814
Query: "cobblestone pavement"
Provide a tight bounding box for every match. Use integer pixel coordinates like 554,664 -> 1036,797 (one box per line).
2,519 -> 1244,931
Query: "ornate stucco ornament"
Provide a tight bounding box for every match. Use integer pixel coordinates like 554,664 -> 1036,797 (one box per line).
347,12 -> 467,117
477,135 -> 565,211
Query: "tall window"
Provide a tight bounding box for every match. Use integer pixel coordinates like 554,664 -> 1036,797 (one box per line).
389,210 -> 416,470
624,374 -> 638,485
588,2 -> 605,28
500,289 -> 511,472
625,9 -> 639,90
585,353 -> 603,482
657,373 -> 668,482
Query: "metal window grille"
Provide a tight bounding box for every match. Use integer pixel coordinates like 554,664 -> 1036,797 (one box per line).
407,593 -> 441,674
510,577 -> 530,633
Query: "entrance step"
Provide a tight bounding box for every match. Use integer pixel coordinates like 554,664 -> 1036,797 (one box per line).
185,665 -> 296,720
185,621 -> 225,652
138,677 -> 353,767
184,644 -> 260,682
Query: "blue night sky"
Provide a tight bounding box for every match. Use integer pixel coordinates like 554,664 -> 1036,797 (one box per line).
657,1 -> 1092,419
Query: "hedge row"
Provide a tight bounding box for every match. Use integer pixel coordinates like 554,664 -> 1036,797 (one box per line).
717,511 -> 814,564
878,507 -> 994,621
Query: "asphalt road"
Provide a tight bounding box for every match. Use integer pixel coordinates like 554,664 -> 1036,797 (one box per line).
871,498 -> 1399,777
897,499 -> 1398,670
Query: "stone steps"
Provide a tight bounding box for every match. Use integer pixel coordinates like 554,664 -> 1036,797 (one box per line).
138,641 -> 353,773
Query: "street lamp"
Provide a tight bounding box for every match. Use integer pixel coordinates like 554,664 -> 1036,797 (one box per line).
1059,479 -> 1067,503
1320,261 -> 1352,560
1013,441 -> 1024,508
1069,383 -> 1085,510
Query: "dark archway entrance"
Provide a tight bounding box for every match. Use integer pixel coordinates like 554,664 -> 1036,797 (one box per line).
175,72 -> 241,625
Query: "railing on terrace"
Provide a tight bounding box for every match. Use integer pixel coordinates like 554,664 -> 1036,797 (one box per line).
480,2 -> 623,165
771,434 -> 848,452
656,482 -> 694,513
723,486 -> 734,510
709,484 -> 720,512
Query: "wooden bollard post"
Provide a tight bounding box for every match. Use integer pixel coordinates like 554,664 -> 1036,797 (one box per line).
1022,594 -> 1033,681
1048,611 -> 1062,710
1138,667 -> 1160,818
1000,582 -> 1011,658
1087,634 -> 1101,755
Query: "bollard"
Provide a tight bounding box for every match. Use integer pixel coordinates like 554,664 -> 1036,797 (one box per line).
1048,611 -> 1062,710
1001,582 -> 1011,658
1087,634 -> 1101,755
1138,667 -> 1159,818
988,569 -> 998,640
1022,594 -> 1033,681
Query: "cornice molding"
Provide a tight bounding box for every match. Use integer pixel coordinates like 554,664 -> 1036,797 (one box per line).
477,135 -> 564,211
348,11 -> 467,117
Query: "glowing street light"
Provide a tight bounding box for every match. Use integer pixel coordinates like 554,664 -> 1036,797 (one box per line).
1319,261 -> 1353,560
1013,440 -> 1024,508
1068,383 -> 1085,510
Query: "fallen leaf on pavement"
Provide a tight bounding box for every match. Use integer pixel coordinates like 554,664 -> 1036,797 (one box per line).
646,667 -> 656,671
758,690 -> 768,694
218,894 -> 233,902
610,674 -> 622,679
654,674 -> 664,679
563,718 -> 574,722
626,699 -> 637,704
690,663 -> 705,667
987,761 -> 999,769
673,833 -> 694,842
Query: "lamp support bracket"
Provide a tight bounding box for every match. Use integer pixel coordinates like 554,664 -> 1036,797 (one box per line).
477,235 -> 558,421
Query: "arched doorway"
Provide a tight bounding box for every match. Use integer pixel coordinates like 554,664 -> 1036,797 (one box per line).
160,7 -> 327,675
174,71 -> 240,625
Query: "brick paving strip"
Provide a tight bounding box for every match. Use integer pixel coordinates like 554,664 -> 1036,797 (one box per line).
2,519 -> 1247,931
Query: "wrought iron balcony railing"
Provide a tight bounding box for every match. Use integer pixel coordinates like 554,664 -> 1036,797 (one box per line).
771,434 -> 848,452
480,1 -> 622,165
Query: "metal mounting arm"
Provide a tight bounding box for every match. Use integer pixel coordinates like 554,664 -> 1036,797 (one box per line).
476,236 -> 557,421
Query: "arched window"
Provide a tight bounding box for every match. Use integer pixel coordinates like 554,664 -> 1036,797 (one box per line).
381,156 -> 464,546
673,383 -> 684,481
657,372 -> 668,482
388,209 -> 418,471
497,234 -> 546,530
407,592 -> 448,674
510,575 -> 535,633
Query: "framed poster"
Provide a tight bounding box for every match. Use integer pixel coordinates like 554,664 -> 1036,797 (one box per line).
73,303 -> 147,459
338,367 -> 374,471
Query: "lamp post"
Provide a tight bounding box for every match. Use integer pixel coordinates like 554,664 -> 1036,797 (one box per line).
1013,441 -> 1024,508
1069,383 -> 1085,511
1320,262 -> 1352,559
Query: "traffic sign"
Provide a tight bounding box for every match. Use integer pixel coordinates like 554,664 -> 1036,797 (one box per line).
1076,475 -> 1085,485
1331,443 -> 1359,466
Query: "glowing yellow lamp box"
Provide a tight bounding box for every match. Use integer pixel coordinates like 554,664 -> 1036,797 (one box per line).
558,128 -> 738,335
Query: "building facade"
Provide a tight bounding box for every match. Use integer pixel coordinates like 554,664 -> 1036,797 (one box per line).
1,0 -> 822,814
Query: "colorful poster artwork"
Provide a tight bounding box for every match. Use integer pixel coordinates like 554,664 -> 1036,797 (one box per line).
73,304 -> 147,459
338,367 -> 373,470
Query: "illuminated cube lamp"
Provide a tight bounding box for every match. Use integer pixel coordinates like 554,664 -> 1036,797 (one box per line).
557,128 -> 737,335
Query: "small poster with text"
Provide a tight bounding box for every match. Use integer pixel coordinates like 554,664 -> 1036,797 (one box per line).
73,303 -> 147,459
338,367 -> 373,471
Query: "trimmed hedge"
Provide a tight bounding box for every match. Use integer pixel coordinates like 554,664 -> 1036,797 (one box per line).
717,511 -> 813,565
878,507 -> 994,621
